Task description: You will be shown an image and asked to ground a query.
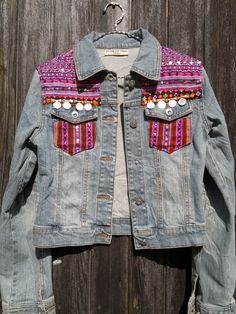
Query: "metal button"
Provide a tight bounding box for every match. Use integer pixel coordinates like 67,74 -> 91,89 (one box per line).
147,101 -> 155,109
128,79 -> 135,88
135,195 -> 143,206
130,120 -> 137,128
72,110 -> 79,118
53,100 -> 62,109
166,108 -> 173,116
84,103 -> 92,111
178,98 -> 187,106
76,102 -> 84,111
63,101 -> 71,110
157,100 -> 166,109
139,239 -> 146,246
105,72 -> 115,81
168,99 -> 177,108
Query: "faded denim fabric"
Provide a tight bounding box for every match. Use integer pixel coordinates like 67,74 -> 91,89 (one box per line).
0,27 -> 235,314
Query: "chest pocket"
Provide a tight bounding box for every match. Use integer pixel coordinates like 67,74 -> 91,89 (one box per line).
144,98 -> 193,154
50,105 -> 98,156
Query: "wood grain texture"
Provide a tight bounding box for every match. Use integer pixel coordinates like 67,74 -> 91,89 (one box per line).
0,0 -> 236,313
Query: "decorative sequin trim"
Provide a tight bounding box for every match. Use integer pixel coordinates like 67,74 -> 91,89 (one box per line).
36,49 -> 101,106
141,46 -> 203,106
149,117 -> 192,154
53,120 -> 96,155
43,96 -> 101,106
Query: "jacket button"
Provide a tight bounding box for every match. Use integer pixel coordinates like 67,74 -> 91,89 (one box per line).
130,120 -> 137,128
166,108 -> 173,116
105,72 -> 115,81
128,79 -> 135,88
135,195 -> 143,206
139,239 -> 146,246
72,110 -> 79,118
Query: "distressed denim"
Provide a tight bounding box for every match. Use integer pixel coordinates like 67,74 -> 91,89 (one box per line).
0,27 -> 236,313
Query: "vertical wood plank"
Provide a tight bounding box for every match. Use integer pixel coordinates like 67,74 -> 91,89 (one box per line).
168,0 -> 204,57
0,0 -> 18,208
0,3 -> 18,311
131,0 -> 167,44
166,1 -> 205,312
17,0 -> 54,99
51,2 -> 94,313
165,248 -> 192,314
129,244 -> 166,314
52,246 -> 92,314
204,0 -> 236,158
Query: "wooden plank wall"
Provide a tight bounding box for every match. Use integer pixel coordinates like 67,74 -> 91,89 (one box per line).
0,0 -> 235,313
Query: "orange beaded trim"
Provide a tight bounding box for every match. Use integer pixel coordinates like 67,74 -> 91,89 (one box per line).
142,88 -> 202,105
42,96 -> 101,105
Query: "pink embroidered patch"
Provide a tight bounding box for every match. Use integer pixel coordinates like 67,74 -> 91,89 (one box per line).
36,49 -> 101,106
141,46 -> 203,106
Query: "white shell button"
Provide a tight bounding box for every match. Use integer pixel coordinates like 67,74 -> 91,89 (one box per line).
63,101 -> 71,109
84,103 -> 92,111
178,98 -> 187,106
147,101 -> 155,109
168,99 -> 177,108
76,102 -> 84,111
53,101 -> 62,109
157,100 -> 166,109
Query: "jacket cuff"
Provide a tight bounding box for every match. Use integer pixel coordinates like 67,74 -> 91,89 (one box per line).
196,296 -> 236,314
2,296 -> 56,314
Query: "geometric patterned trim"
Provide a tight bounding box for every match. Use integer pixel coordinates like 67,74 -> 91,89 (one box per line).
149,116 -> 192,153
53,120 -> 96,155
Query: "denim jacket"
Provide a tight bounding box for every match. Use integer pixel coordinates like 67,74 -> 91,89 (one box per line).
0,27 -> 236,314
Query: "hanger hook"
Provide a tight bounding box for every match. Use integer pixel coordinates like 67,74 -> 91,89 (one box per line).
102,2 -> 125,31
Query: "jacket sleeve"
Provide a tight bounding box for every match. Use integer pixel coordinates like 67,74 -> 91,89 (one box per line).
1,69 -> 43,213
190,67 -> 236,313
0,69 -> 55,314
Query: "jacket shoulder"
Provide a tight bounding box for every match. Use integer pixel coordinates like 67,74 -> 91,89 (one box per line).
160,45 -> 203,73
35,48 -> 74,80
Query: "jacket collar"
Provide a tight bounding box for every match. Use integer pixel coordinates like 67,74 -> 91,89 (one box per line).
73,27 -> 161,81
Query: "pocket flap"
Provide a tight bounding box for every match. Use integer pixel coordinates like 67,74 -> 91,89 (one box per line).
50,106 -> 98,124
144,99 -> 193,122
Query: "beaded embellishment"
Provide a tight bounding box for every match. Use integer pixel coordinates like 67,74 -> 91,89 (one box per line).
36,49 -> 101,108
149,116 -> 192,154
36,49 -> 100,155
141,46 -> 203,110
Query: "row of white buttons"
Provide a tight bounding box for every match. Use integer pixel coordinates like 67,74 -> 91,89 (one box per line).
146,97 -> 187,110
53,100 -> 92,111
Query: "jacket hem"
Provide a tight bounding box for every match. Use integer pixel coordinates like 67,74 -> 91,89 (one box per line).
1,296 -> 56,314
196,296 -> 236,314
32,223 -> 207,249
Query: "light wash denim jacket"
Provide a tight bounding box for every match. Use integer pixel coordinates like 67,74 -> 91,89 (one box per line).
0,27 -> 236,314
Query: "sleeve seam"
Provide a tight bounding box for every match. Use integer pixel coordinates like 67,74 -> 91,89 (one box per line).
28,69 -> 45,145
